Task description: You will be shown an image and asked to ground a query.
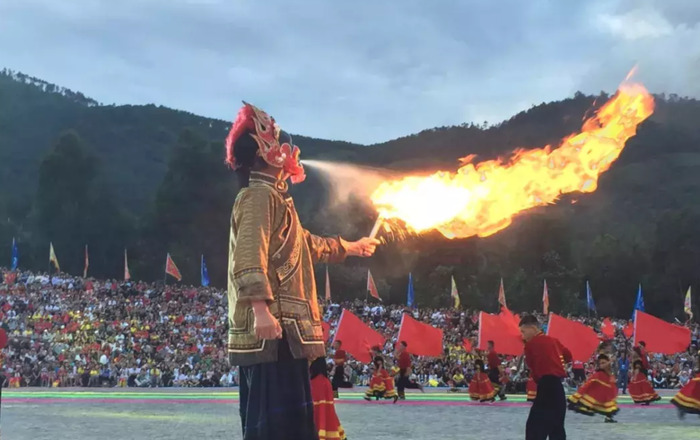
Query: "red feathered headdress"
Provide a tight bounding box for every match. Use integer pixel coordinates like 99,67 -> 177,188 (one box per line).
225,102 -> 305,183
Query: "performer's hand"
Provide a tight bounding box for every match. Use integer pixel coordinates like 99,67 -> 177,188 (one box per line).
252,301 -> 283,341
346,237 -> 380,258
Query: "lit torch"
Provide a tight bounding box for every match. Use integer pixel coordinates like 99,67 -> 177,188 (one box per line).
370,75 -> 655,239
369,215 -> 383,240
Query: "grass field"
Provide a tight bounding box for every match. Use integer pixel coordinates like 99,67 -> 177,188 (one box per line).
2,388 -> 699,439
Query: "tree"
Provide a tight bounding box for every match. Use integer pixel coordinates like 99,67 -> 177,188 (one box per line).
30,130 -> 133,276
139,129 -> 234,285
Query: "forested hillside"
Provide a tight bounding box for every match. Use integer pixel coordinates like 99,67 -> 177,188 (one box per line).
2,68 -> 699,319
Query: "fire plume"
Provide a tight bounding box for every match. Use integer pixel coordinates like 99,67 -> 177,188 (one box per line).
371,80 -> 654,239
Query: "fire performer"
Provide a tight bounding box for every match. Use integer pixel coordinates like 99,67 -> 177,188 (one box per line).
487,340 -> 507,400
225,102 -> 379,440
331,340 -> 353,397
469,359 -> 496,402
628,360 -> 661,405
567,354 -> 619,423
310,357 -> 347,440
519,314 -> 572,440
395,341 -> 424,399
671,355 -> 700,418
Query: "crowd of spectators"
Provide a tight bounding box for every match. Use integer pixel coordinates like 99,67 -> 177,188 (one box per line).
1,269 -> 697,393
323,302 -> 699,394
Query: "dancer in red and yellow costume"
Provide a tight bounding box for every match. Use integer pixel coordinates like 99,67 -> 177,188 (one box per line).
568,354 -> 619,423
469,359 -> 496,402
364,356 -> 399,402
671,355 -> 700,419
310,357 -> 347,440
628,360 -> 660,405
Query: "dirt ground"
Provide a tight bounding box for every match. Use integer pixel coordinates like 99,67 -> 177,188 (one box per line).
3,388 -> 699,440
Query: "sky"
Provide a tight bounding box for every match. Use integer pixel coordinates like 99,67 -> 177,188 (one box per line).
0,0 -> 698,145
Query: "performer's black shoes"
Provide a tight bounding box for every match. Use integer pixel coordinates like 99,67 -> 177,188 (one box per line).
604,417 -> 617,423
393,395 -> 399,403
499,395 -> 507,401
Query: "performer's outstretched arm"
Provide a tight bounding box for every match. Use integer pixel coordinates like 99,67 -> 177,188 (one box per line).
304,231 -> 379,264
303,230 -> 348,265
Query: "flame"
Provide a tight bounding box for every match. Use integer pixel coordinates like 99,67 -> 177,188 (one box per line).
371,80 -> 654,239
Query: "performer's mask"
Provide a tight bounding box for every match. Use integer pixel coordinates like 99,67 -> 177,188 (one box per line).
225,102 -> 306,184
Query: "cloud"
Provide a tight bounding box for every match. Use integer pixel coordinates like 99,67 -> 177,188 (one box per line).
0,0 -> 697,145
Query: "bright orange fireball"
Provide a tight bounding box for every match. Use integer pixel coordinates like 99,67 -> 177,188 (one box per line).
371,80 -> 654,239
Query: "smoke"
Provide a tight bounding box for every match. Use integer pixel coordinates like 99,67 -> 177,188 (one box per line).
302,160 -> 395,209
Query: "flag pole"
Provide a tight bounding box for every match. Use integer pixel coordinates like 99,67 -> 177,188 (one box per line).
163,254 -> 167,286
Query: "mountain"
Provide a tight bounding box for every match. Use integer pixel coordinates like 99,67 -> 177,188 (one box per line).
1,68 -> 700,319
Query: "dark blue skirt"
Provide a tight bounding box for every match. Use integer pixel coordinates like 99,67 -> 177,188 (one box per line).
238,336 -> 319,440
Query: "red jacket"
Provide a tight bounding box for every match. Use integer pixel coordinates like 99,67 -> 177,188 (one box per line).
524,333 -> 572,382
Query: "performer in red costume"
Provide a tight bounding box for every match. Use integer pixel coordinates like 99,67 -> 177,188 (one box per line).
628,360 -> 660,405
519,314 -> 572,440
568,354 -> 619,423
469,359 -> 496,402
225,102 -> 379,440
672,355 -> 700,418
310,357 -> 347,440
364,356 -> 398,402
331,340 -> 353,398
395,341 -> 424,399
486,340 -> 507,400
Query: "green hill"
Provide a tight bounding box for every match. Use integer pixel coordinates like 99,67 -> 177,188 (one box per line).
1,68 -> 699,319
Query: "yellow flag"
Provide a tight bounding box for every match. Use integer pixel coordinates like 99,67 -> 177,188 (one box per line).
451,276 -> 460,309
49,242 -> 60,272
684,286 -> 692,318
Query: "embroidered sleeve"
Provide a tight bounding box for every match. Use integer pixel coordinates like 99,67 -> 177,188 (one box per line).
230,187 -> 277,303
303,231 -> 348,264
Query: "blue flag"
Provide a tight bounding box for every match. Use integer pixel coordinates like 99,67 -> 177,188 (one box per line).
11,238 -> 18,271
201,255 -> 210,287
407,273 -> 414,307
633,283 -> 644,318
586,281 -> 596,312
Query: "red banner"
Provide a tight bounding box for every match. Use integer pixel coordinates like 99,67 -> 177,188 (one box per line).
165,253 -> 182,281
623,322 -> 634,339
478,311 -> 523,356
601,318 -> 615,340
396,313 -> 443,357
462,338 -> 472,353
634,310 -> 691,354
332,309 -> 384,364
546,313 -> 599,362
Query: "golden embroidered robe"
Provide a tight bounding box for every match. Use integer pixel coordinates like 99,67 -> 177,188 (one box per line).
228,172 -> 347,366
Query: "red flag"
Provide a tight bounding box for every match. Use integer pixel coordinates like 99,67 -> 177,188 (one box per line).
478,311 -> 523,355
462,338 -> 472,353
332,309 -> 384,364
623,322 -> 634,339
601,318 -> 615,340
124,249 -> 131,281
165,253 -> 182,281
396,313 -> 443,357
497,278 -> 507,309
3,271 -> 16,286
542,280 -> 549,315
634,310 -> 691,354
367,270 -> 381,301
546,313 -> 598,362
321,321 -> 331,342
83,245 -> 89,278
